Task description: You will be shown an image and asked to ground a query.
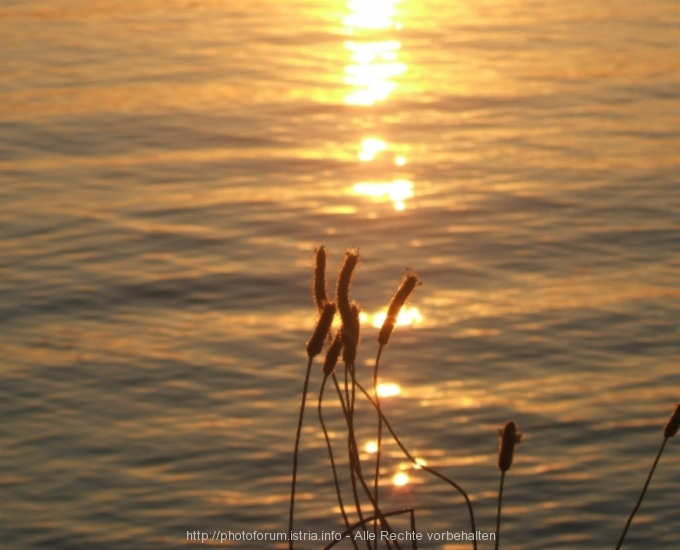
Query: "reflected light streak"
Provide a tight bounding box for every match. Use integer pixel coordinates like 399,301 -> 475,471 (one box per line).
370,305 -> 422,328
377,383 -> 401,398
343,43 -> 406,106
351,179 -> 414,210
343,1 -> 405,107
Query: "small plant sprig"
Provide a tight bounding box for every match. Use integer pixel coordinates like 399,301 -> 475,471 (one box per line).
615,402 -> 680,549
495,421 -> 521,550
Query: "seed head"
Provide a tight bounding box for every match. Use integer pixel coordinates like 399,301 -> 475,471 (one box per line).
337,250 -> 359,329
306,302 -> 336,358
313,245 -> 328,311
663,402 -> 680,438
378,272 -> 421,347
342,302 -> 361,365
323,330 -> 344,376
498,421 -> 522,472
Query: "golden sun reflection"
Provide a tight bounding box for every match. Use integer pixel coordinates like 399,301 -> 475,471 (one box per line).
358,137 -> 387,161
392,472 -> 409,486
344,0 -> 400,30
367,305 -> 422,328
343,0 -> 415,212
359,306 -> 422,329
413,457 -> 427,469
351,179 -> 414,210
365,441 -> 379,454
344,40 -> 406,105
376,383 -> 401,398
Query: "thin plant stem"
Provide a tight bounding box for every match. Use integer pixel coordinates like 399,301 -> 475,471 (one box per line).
288,356 -> 314,550
356,381 -> 477,550
333,375 -> 402,550
344,362 -> 371,550
494,471 -> 505,550
345,362 -> 351,414
323,508 -> 417,550
372,345 -> 384,545
333,372 -> 349,419
319,375 -> 360,550
615,437 -> 668,550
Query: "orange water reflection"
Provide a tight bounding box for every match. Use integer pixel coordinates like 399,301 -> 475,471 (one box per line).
344,0 -> 401,30
343,0 -> 404,106
376,382 -> 401,398
392,471 -> 409,486
344,40 -> 405,106
351,180 -> 414,211
344,0 -> 415,212
359,305 -> 422,328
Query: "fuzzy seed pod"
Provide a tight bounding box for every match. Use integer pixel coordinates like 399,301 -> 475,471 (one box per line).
342,303 -> 361,365
313,245 -> 328,311
323,330 -> 344,376
336,250 -> 359,328
306,302 -> 336,358
377,273 -> 420,346
663,402 -> 680,438
498,421 -> 522,472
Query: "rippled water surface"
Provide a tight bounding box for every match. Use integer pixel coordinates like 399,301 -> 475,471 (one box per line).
1,0 -> 679,548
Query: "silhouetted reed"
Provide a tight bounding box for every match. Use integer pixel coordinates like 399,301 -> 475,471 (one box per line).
373,272 -> 420,542
337,250 -> 359,328
289,245 -> 677,550
289,300 -> 336,549
318,330 -> 360,550
615,402 -> 680,549
377,273 -> 420,347
495,421 -> 521,550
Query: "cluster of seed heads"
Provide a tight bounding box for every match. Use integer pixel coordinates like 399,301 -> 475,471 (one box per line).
301,245 -> 679,550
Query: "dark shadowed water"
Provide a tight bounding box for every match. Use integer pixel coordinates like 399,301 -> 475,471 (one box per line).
1,0 -> 679,548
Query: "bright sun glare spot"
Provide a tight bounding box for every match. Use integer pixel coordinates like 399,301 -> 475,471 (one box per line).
344,0 -> 400,30
393,472 -> 409,486
395,155 -> 406,166
414,458 -> 427,469
376,383 -> 401,398
358,137 -> 387,161
371,306 -> 423,328
351,180 -> 414,210
365,441 -> 378,454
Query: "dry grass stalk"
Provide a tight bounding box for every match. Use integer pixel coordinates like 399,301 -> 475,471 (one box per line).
498,421 -> 522,473
663,402 -> 680,438
377,273 -> 420,346
323,330 -> 344,377
307,302 -> 337,358
337,250 -> 359,329
495,421 -> 521,550
616,402 -> 680,549
342,303 -> 361,366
